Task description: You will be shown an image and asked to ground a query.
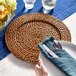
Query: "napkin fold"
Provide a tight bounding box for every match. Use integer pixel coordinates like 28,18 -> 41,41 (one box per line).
38,36 -> 76,76
1,0 -> 76,60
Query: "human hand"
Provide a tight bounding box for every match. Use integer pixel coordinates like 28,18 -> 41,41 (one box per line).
35,58 -> 48,76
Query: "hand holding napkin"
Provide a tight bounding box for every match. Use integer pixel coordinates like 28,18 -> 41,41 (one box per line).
38,36 -> 76,76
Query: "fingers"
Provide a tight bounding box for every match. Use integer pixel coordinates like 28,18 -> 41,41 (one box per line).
35,58 -> 43,70
35,64 -> 41,70
38,58 -> 48,73
39,58 -> 43,64
38,58 -> 43,67
35,58 -> 48,76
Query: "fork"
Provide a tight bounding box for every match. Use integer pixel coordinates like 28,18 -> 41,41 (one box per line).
49,40 -> 62,53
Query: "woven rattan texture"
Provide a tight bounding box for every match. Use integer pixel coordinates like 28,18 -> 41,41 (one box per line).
5,13 -> 71,63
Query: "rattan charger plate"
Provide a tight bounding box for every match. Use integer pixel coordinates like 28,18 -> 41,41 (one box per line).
5,13 -> 71,63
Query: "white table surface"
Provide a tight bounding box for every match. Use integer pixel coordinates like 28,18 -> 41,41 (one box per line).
0,13 -> 76,76
63,13 -> 76,45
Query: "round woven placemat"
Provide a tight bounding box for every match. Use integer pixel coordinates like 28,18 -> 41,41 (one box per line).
5,13 -> 71,63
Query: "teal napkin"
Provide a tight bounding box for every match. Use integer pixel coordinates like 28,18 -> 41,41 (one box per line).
38,36 -> 76,76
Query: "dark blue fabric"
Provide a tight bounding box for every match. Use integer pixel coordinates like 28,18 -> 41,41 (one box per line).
38,36 -> 76,76
0,0 -> 76,60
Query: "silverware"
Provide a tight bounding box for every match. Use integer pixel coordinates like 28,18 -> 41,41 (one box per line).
53,40 -> 62,49
49,40 -> 62,52
43,44 -> 59,58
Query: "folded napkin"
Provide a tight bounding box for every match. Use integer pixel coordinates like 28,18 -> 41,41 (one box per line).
1,0 -> 76,60
38,36 -> 76,76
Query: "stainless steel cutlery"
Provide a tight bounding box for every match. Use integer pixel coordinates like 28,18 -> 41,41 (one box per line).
43,40 -> 62,58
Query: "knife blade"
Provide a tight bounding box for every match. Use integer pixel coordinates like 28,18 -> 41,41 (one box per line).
43,44 -> 59,58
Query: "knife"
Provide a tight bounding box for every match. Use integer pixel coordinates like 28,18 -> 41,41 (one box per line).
43,44 -> 59,58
